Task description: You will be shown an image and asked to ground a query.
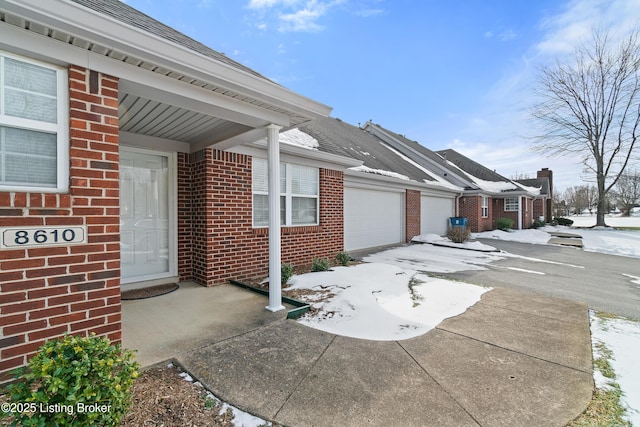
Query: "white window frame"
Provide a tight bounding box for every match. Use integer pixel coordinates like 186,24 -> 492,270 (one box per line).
252,158 -> 319,227
504,197 -> 519,211
0,51 -> 69,193
481,196 -> 489,218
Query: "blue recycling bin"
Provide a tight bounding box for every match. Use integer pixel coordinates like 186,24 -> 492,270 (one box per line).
449,217 -> 468,228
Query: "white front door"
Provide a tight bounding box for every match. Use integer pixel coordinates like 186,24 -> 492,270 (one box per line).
120,147 -> 176,283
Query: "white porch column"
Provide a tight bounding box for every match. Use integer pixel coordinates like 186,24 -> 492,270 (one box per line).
266,124 -> 285,312
517,195 -> 523,230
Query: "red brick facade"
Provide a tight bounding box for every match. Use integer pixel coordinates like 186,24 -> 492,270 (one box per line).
405,190 -> 421,241
0,66 -> 120,382
178,149 -> 345,286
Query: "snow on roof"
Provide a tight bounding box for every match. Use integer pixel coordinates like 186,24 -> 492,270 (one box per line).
279,128 -> 319,150
514,181 -> 542,195
377,142 -> 464,191
349,165 -> 411,181
443,159 -> 518,193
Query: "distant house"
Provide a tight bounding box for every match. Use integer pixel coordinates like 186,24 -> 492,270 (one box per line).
361,122 -> 553,233
280,117 -> 461,250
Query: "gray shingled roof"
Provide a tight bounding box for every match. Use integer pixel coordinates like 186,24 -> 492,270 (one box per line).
70,0 -> 272,82
517,178 -> 549,195
435,149 -> 511,183
297,118 -> 438,183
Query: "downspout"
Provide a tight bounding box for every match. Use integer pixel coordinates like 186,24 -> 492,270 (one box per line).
266,124 -> 285,312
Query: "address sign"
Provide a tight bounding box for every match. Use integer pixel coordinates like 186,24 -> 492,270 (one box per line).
1,225 -> 87,249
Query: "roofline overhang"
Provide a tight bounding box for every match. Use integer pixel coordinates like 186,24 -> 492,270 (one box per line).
344,169 -> 461,195
363,122 -> 474,188
1,0 -> 332,122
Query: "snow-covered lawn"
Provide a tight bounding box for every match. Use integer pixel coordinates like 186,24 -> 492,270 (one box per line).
286,263 -> 489,340
590,313 -> 640,426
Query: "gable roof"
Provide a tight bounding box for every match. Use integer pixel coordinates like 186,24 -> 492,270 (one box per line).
517,178 -> 549,196
69,0 -> 270,82
295,117 -> 445,184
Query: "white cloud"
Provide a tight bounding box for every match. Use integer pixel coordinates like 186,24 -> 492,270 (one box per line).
245,0 -> 345,33
356,8 -> 385,17
536,0 -> 640,55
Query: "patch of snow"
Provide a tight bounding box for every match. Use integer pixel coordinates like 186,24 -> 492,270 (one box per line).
363,243 -> 506,273
473,228 -> 552,245
590,313 -> 640,425
279,128 -> 319,150
287,263 -> 489,341
412,234 -> 498,252
622,273 -> 640,286
349,165 -> 411,181
179,372 -> 193,382
513,181 -> 541,195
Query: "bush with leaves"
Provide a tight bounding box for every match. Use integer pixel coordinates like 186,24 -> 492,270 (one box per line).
496,217 -> 514,231
447,226 -> 470,243
555,217 -> 574,226
312,257 -> 330,272
281,263 -> 294,285
335,251 -> 351,266
532,219 -> 546,228
2,333 -> 139,427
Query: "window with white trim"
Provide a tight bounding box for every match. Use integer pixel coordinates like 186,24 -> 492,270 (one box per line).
252,158 -> 319,227
0,51 -> 68,192
481,196 -> 489,218
504,197 -> 519,211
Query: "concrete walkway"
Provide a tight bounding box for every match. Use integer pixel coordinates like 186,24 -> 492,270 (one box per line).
176,287 -> 594,427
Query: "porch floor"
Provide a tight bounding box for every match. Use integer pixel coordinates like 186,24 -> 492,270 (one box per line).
121,281 -> 290,367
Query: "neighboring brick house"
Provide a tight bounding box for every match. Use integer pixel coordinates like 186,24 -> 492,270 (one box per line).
0,0 -> 354,381
360,122 -> 552,233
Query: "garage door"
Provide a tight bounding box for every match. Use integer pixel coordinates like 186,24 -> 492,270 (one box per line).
344,187 -> 404,251
421,196 -> 454,236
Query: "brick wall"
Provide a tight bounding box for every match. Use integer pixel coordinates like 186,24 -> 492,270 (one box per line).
458,195 -> 483,232
183,148 -> 344,286
0,66 -> 120,382
405,189 -> 420,241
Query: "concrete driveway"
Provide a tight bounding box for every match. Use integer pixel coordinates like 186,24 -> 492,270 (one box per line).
442,239 -> 640,320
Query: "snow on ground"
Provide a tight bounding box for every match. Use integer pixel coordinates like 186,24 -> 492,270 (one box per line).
286,263 -> 489,341
363,240 -> 506,273
473,215 -> 640,259
590,313 -> 640,426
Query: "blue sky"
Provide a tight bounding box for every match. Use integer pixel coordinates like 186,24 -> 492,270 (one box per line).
123,0 -> 640,191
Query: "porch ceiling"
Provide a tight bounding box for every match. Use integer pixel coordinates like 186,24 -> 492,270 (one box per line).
119,93 -> 252,147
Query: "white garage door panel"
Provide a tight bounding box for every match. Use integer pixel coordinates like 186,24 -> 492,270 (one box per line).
345,187 -> 404,251
421,196 -> 454,236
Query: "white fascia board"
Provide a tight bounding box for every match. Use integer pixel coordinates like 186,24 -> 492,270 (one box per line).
344,169 -> 460,195
0,22 -> 288,128
2,0 -> 332,120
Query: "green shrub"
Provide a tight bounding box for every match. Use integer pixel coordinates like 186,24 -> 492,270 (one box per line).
2,333 -> 139,427
555,217 -> 574,226
447,226 -> 470,243
281,263 -> 294,285
532,219 -> 546,228
496,217 -> 514,231
335,251 -> 351,266
311,257 -> 330,272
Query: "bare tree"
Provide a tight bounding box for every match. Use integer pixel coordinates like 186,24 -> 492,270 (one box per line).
614,170 -> 640,215
532,27 -> 640,226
